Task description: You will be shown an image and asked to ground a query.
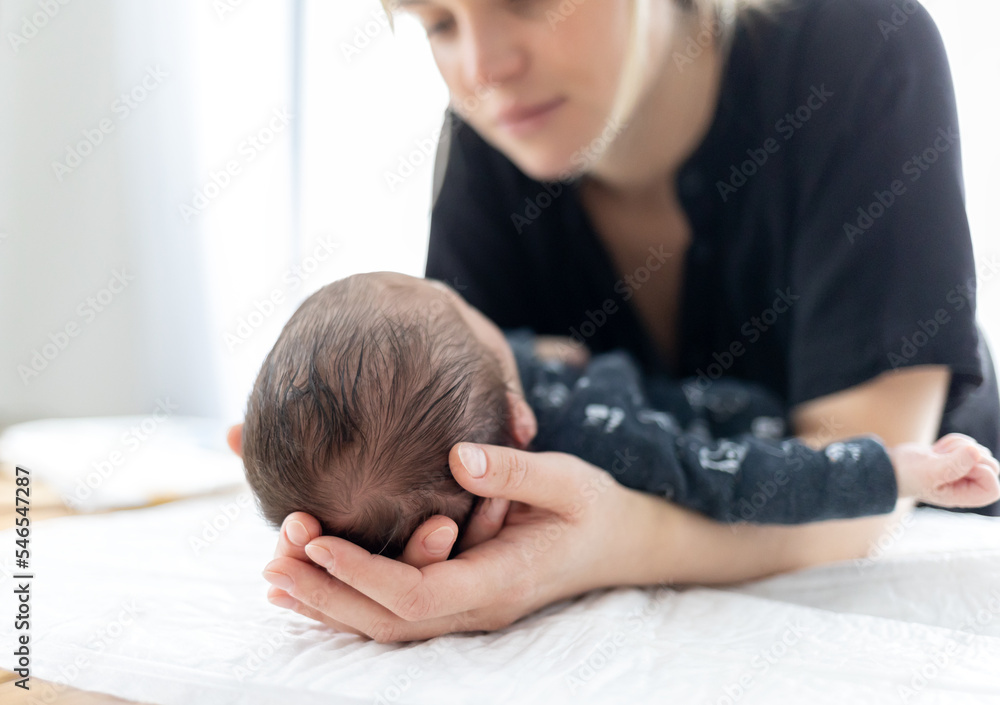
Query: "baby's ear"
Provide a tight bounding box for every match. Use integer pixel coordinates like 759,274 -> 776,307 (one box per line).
506,391 -> 537,449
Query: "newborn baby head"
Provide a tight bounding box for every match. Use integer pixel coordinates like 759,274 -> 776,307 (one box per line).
242,272 -> 525,558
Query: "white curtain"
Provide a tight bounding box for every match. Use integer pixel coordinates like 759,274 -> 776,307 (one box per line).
0,0 -> 295,426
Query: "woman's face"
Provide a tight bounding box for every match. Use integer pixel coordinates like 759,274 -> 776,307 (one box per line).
395,0 -> 634,181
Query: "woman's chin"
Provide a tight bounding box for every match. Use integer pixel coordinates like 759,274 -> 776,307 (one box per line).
508,150 -> 586,184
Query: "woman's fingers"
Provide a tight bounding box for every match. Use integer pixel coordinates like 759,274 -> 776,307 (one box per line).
299,443 -> 604,621
263,553 -> 478,642
458,498 -> 510,552
400,515 -> 459,568
264,555 -> 399,630
265,585 -> 363,636
399,503 -> 510,567
397,502 -> 509,563
301,532 -> 517,622
505,391 -> 537,449
273,512 -> 322,560
269,510 -> 480,635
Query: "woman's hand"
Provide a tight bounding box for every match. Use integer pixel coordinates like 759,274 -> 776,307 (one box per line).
262,494 -> 513,638
261,442 -> 660,642
228,421 -> 512,633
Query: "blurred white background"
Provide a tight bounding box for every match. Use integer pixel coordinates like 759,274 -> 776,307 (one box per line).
0,0 -> 997,430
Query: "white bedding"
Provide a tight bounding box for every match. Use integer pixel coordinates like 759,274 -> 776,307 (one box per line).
2,490 -> 999,705
0,416 -> 245,512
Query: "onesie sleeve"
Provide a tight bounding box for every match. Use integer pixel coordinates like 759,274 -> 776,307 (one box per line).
521,347 -> 898,523
783,1 -> 984,413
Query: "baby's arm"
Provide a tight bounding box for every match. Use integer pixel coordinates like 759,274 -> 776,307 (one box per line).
516,344 -> 999,523
651,372 -> 1000,511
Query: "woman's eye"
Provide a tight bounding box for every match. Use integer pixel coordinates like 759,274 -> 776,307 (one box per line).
426,17 -> 454,36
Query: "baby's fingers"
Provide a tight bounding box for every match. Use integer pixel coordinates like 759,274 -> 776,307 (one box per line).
940,445 -> 982,483
931,462 -> 1000,508
933,433 -> 987,456
959,463 -> 1000,506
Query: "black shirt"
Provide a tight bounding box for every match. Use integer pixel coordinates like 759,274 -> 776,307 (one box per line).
425,0 -> 1000,470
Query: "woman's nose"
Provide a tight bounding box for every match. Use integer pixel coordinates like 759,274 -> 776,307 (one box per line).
460,17 -> 526,91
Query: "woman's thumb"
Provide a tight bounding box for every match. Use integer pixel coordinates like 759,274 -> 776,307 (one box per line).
449,442 -> 593,514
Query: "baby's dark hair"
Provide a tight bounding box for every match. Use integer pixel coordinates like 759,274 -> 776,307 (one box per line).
242,274 -> 513,558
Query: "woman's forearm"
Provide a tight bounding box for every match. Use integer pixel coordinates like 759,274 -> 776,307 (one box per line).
634,364 -> 945,586
624,490 -> 913,587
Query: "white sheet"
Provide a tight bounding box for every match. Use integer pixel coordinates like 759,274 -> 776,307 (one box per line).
1,489 -> 999,705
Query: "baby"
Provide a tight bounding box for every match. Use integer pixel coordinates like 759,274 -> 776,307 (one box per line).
241,272 -> 1000,558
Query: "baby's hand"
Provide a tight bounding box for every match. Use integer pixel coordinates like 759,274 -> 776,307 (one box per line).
889,433 -> 1000,508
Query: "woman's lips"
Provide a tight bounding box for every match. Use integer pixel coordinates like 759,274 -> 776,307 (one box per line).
497,98 -> 566,136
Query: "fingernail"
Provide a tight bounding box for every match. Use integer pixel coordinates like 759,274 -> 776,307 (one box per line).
286,520 -> 309,546
262,570 -> 294,591
423,526 -> 455,554
305,543 -> 334,569
459,443 -> 487,478
268,594 -> 298,610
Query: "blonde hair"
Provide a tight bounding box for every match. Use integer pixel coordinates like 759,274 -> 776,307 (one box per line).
608,0 -> 771,130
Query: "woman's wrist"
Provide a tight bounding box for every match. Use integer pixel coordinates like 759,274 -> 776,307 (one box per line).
609,488 -> 689,586
619,490 -> 906,587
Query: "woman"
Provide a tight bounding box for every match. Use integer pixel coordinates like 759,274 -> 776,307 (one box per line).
244,0 -> 1000,641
